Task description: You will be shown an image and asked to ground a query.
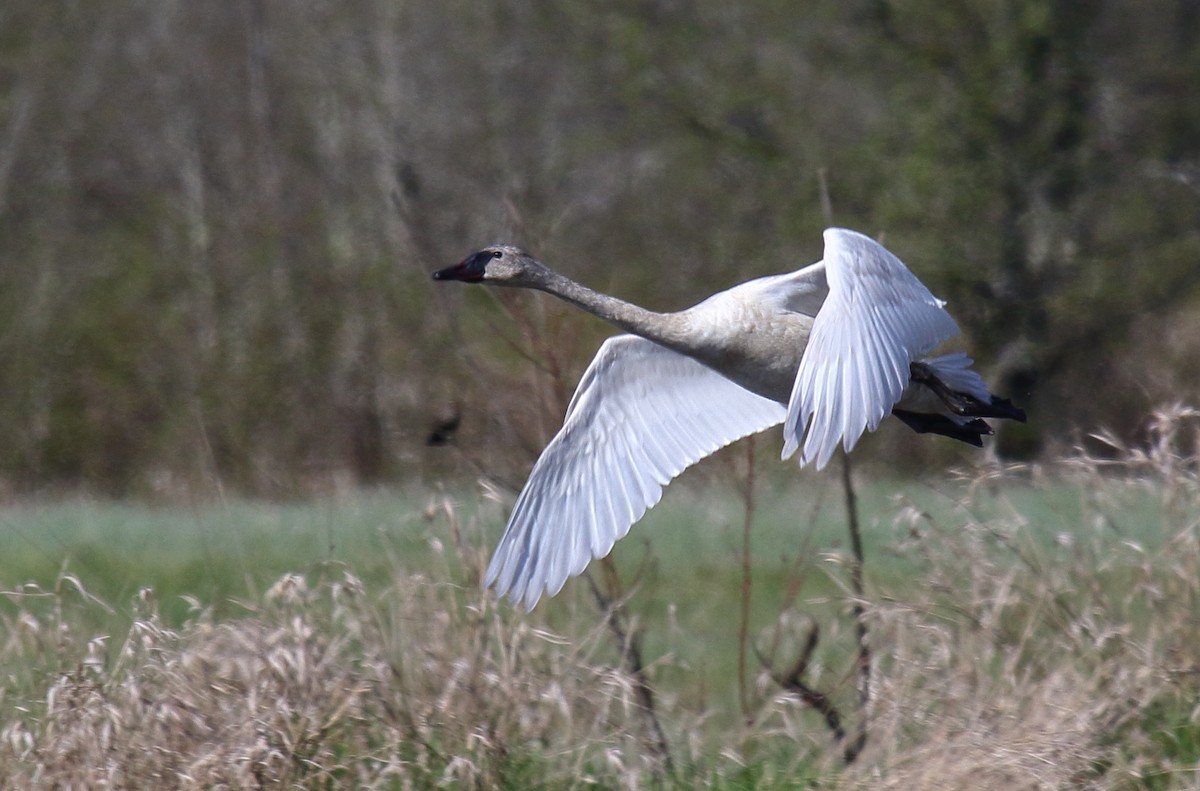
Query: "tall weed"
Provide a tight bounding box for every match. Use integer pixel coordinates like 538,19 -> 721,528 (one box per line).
0,407 -> 1198,788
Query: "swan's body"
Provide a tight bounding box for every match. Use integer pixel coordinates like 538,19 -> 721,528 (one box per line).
434,228 -> 1024,609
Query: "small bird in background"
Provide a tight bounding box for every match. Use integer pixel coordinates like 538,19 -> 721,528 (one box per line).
433,228 -> 1025,610
425,409 -> 461,447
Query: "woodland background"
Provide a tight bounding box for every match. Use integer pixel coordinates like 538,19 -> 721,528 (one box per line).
2,0 -> 1198,497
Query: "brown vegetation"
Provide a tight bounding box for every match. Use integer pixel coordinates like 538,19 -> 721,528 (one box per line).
0,1 -> 1198,495
2,411 -> 1199,788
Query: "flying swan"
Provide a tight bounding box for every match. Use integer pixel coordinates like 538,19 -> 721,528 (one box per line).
433,228 -> 1025,609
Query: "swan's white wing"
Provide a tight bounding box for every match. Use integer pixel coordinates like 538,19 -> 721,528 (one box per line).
782,228 -> 960,469
487,335 -> 786,610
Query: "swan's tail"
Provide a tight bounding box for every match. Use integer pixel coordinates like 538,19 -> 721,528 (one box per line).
894,353 -> 1026,446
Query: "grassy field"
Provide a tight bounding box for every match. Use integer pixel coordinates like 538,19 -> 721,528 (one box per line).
1,437 -> 1199,788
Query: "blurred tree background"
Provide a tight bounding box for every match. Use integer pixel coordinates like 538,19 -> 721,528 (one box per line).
0,0 -> 1197,497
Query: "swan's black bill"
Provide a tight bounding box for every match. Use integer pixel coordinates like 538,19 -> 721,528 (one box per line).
431,264 -> 466,281
432,250 -> 492,282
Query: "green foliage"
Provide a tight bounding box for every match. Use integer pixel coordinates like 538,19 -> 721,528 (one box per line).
0,0 -> 1198,493
4,449 -> 1200,787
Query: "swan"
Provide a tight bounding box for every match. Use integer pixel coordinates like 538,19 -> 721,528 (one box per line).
433,228 -> 1025,610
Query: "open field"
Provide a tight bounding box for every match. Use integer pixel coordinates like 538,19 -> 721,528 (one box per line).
2,435 -> 1199,788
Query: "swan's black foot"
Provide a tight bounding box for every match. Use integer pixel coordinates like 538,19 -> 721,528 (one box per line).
892,410 -> 993,447
908,361 -> 1028,423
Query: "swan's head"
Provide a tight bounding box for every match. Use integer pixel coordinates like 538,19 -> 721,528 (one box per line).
432,245 -> 548,287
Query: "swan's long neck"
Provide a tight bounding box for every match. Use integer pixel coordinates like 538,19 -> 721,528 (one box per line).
531,268 -> 688,347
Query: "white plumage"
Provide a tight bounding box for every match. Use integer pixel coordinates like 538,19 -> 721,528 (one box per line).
487,336 -> 787,608
783,228 -> 960,468
433,228 -> 1024,609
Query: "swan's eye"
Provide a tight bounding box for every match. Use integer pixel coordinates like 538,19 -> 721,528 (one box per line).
491,250 -> 503,259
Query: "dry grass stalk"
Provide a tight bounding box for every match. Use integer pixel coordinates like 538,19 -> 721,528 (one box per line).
1,406 -> 1198,788
0,526 -> 672,789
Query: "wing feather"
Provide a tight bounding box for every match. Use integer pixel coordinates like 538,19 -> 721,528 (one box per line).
486,335 -> 787,609
783,229 -> 960,469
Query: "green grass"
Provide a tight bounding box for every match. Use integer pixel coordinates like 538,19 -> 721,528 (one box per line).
1,461 -> 1199,788
0,465 -> 1180,628
0,469 -> 1188,702
0,490 -> 447,624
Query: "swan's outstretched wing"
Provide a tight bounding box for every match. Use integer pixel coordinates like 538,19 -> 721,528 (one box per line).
487,335 -> 786,610
782,228 -> 960,469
